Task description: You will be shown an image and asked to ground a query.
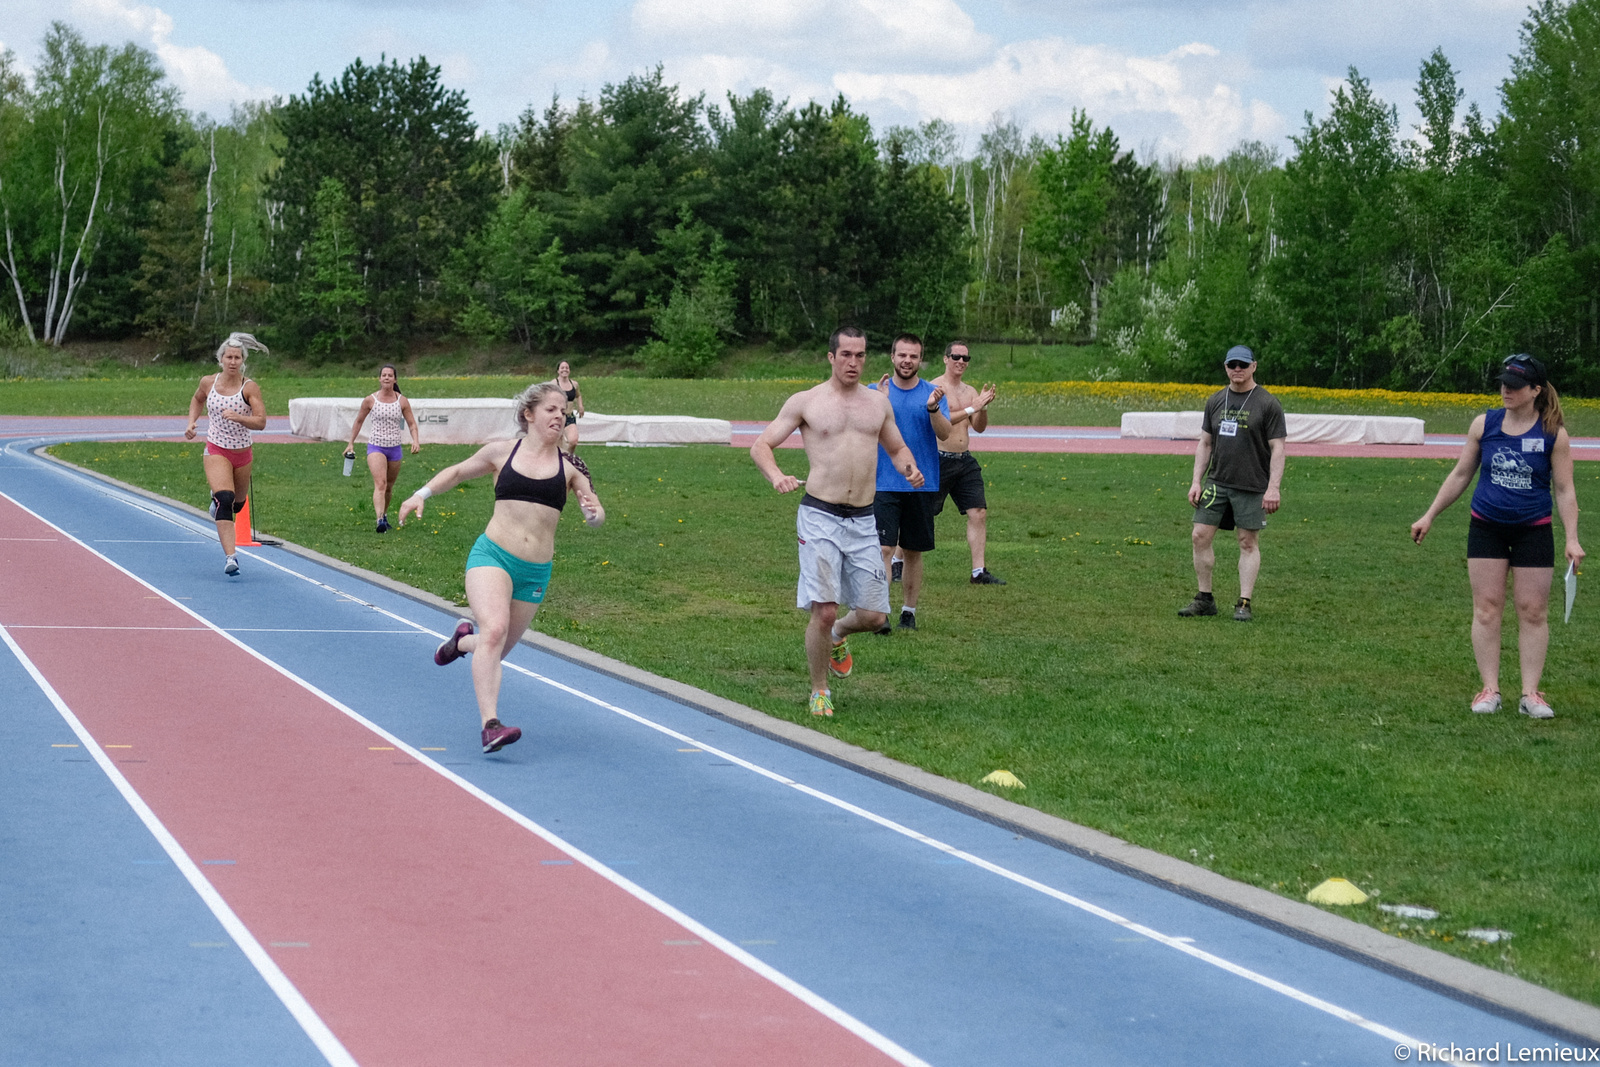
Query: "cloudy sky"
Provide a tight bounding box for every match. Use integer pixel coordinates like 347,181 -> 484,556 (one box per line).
0,0 -> 1534,161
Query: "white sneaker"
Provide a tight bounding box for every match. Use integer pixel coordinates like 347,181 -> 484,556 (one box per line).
1518,692 -> 1554,719
1469,688 -> 1501,714
224,555 -> 240,576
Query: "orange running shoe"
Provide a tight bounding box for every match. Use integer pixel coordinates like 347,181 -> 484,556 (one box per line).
828,636 -> 852,677
809,690 -> 834,717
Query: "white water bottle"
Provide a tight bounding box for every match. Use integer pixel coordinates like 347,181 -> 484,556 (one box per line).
343,449 -> 355,477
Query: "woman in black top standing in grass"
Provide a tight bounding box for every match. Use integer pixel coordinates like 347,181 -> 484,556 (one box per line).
398,382 -> 604,753
1412,354 -> 1583,719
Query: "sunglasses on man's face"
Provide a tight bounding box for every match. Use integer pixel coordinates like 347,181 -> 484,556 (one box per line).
948,353 -> 971,362
1225,361 -> 1251,370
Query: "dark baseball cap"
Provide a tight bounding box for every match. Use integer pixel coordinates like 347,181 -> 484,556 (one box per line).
1496,353 -> 1546,388
1223,345 -> 1255,366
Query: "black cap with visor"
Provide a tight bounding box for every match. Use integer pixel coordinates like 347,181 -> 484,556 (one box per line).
1496,353 -> 1546,389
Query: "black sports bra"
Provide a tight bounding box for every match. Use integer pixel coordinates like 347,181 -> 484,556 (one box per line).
564,384 -> 578,401
494,439 -> 566,511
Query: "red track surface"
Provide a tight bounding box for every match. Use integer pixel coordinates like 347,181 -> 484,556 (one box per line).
0,493 -> 896,1067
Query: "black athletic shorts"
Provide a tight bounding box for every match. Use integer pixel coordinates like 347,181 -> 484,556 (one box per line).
875,490 -> 938,553
1467,516 -> 1555,568
935,451 -> 987,515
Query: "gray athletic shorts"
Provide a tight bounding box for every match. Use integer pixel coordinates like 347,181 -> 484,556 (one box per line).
796,499 -> 891,614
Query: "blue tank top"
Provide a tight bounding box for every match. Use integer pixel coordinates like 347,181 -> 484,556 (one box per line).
872,378 -> 947,492
1470,408 -> 1555,525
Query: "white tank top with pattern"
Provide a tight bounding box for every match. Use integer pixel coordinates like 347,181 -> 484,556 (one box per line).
206,379 -> 254,450
366,395 -> 404,447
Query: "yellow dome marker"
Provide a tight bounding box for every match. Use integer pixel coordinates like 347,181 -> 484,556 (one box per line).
1306,878 -> 1369,905
981,769 -> 1025,789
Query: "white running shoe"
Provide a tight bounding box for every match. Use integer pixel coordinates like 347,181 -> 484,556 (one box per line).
1469,688 -> 1501,714
1518,692 -> 1554,719
224,555 -> 240,576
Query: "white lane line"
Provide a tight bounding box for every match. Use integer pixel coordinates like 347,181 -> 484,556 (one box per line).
498,660 -> 1435,1051
0,621 -> 359,1067
0,488 -> 931,1067
224,628 -> 429,634
94,539 -> 210,544
7,625 -> 211,631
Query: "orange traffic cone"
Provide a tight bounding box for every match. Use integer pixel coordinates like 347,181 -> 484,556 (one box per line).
234,496 -> 261,547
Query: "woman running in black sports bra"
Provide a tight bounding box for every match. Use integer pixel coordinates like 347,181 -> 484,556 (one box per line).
555,360 -> 583,455
399,382 -> 604,754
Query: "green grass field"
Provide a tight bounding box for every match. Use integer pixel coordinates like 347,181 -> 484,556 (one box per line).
51,438 -> 1600,1006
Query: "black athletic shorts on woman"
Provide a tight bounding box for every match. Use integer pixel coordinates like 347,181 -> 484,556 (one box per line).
1467,515 -> 1555,568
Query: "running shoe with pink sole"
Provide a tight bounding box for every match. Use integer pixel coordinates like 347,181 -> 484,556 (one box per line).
1518,692 -> 1555,719
482,719 -> 522,753
435,619 -> 473,665
1469,688 -> 1502,714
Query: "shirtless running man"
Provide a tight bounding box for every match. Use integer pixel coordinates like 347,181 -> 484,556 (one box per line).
932,340 -> 1004,584
751,326 -> 924,718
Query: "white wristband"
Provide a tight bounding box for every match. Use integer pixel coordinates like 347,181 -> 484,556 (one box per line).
413,486 -> 434,501
965,406 -> 976,416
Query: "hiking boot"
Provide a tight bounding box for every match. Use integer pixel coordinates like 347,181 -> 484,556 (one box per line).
891,559 -> 903,582
482,719 -> 522,753
809,690 -> 834,717
223,555 -> 240,576
828,637 -> 852,677
971,568 -> 1006,585
1233,598 -> 1252,622
1470,688 -> 1502,714
897,610 -> 917,631
1518,692 -> 1554,720
435,619 -> 474,665
1177,595 -> 1217,617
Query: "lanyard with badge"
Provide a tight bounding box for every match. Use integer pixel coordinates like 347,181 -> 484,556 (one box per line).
1218,386 -> 1255,437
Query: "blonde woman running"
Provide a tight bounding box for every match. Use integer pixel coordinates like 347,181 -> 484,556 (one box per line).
345,363 -> 422,532
184,332 -> 269,576
399,382 -> 604,754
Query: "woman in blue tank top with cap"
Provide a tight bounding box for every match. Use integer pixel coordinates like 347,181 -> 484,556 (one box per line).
398,382 -> 605,754
1412,354 -> 1584,719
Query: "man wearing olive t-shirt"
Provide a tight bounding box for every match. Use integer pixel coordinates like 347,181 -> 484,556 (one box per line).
1178,345 -> 1287,622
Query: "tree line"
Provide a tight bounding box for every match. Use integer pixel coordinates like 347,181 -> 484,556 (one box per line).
4,3 -> 1600,392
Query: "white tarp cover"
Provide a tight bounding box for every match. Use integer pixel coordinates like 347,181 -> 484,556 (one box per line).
1119,410 -> 1424,445
289,398 -> 731,446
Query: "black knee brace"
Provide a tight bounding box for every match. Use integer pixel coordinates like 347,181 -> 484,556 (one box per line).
232,495 -> 246,516
212,489 -> 235,521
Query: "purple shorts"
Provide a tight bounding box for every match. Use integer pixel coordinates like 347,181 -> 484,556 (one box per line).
367,444 -> 403,463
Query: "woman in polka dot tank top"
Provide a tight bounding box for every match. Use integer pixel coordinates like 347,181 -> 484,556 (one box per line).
345,363 -> 422,532
185,332 -> 268,575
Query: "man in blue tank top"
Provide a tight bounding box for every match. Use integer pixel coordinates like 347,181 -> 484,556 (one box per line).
871,333 -> 952,631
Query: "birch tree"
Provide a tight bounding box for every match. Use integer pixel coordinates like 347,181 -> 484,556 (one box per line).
2,24 -> 175,346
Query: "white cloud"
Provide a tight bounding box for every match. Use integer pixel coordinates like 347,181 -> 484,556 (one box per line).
837,38 -> 1284,158
69,0 -> 278,117
632,0 -> 991,64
